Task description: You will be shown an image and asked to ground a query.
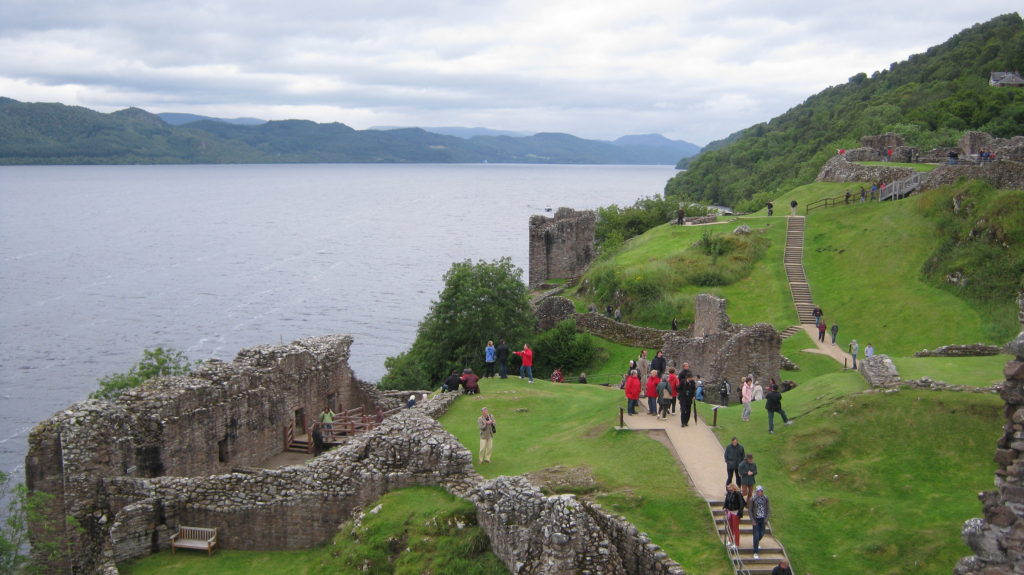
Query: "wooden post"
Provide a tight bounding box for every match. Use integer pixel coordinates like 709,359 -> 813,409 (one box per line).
619,407 -> 624,428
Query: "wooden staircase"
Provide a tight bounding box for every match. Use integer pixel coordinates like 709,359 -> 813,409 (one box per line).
710,499 -> 792,575
785,216 -> 816,324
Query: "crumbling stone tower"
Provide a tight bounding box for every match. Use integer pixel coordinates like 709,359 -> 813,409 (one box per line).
528,208 -> 596,287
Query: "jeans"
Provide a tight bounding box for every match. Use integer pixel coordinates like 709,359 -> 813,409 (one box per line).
768,408 -> 789,431
742,401 -> 751,421
627,398 -> 638,415
647,396 -> 657,415
726,467 -> 739,486
752,517 -> 766,553
485,361 -> 495,378
498,360 -> 508,378
852,353 -> 858,369
520,365 -> 533,381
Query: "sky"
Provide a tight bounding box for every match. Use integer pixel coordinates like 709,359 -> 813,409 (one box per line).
0,2 -> 1020,146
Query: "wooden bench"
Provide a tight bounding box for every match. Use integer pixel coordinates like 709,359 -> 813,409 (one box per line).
170,526 -> 218,555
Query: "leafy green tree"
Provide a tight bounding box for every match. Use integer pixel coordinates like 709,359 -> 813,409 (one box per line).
380,258 -> 534,390
90,347 -> 193,400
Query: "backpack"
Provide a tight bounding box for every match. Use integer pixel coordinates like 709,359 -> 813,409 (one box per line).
719,380 -> 731,395
659,385 -> 672,401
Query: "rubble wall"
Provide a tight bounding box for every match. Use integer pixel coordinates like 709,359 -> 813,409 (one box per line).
528,208 -> 597,287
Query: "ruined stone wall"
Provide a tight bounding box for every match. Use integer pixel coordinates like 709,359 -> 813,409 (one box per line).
574,312 -> 670,349
25,335 -> 370,574
815,155 -> 916,184
958,131 -> 1024,162
475,476 -> 685,575
917,160 -> 1024,193
528,208 -> 597,287
955,300 -> 1024,575
692,293 -> 734,337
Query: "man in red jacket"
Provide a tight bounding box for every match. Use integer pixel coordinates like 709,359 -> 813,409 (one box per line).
513,344 -> 534,383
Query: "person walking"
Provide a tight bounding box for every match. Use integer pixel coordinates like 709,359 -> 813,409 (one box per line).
790,199 -> 798,216
738,453 -> 758,500
679,374 -> 696,427
656,374 -> 673,420
748,486 -> 771,560
513,344 -> 534,383
830,322 -> 839,345
741,377 -> 754,422
484,340 -> 496,378
722,484 -> 746,550
752,379 -> 765,403
650,351 -> 667,379
667,367 -> 680,414
765,383 -> 792,433
817,320 -> 827,342
812,305 -> 823,327
637,350 -> 650,388
849,339 -> 859,369
477,407 -> 496,464
496,339 -> 510,379
624,370 -> 641,415
865,343 -> 875,358
645,370 -> 661,416
724,437 -> 746,486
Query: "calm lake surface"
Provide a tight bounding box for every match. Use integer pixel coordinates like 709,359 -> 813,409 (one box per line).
0,163 -> 677,479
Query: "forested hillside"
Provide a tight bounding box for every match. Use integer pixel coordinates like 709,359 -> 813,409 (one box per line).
666,13 -> 1024,210
0,98 -> 697,165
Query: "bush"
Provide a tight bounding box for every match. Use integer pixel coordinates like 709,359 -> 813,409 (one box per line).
531,320 -> 597,376
91,347 -> 194,400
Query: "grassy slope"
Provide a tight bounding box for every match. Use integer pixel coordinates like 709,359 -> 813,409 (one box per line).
440,381 -> 731,575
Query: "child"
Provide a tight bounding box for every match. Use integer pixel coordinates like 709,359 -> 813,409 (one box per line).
695,377 -> 705,402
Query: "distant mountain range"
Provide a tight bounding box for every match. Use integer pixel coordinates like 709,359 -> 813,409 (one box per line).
0,98 -> 700,165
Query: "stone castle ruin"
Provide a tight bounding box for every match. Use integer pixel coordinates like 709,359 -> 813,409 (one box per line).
25,335 -> 688,575
818,131 -> 1024,192
528,208 -> 596,287
541,293 -> 783,398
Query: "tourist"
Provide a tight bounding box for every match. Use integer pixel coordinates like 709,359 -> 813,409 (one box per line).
738,453 -> 758,500
765,383 -> 792,433
496,339 -> 510,379
606,304 -> 613,317
638,350 -> 650,387
656,373 -> 673,420
513,344 -> 534,383
849,339 -> 859,369
719,378 -> 731,406
789,199 -> 798,216
614,307 -> 622,322
311,423 -> 325,456
671,317 -> 678,331
624,370 -> 641,415
484,340 -> 496,378
442,369 -> 462,393
320,405 -> 335,424
578,372 -> 587,384
724,437 -> 746,486
679,374 -> 696,426
478,407 -> 496,464
772,559 -> 794,575
406,394 -> 417,408
551,367 -> 564,383
695,376 -> 705,402
461,368 -> 480,394
865,343 -> 875,358
741,377 -> 754,422
830,322 -> 839,345
646,370 -> 661,415
845,189 -> 851,204
650,350 -> 667,379
812,305 -> 823,327
753,379 -> 765,403
766,201 -> 773,215
748,486 -> 771,560
817,320 -> 827,342
723,483 -> 746,549
667,367 -> 680,414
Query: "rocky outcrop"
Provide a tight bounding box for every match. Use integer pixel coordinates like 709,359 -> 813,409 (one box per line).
914,344 -> 1004,357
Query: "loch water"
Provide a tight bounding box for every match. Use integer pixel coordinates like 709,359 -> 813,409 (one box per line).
0,162 -> 677,479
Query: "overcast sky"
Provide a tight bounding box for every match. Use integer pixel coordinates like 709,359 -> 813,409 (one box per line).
1,2 -> 1019,145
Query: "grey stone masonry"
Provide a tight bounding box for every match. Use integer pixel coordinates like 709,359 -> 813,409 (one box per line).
529,207 -> 597,287
955,297 -> 1024,575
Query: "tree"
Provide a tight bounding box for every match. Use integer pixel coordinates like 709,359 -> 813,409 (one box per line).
380,258 -> 534,390
90,347 -> 194,400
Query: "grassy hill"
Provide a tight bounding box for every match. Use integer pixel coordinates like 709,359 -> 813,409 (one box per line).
666,13 -> 1024,211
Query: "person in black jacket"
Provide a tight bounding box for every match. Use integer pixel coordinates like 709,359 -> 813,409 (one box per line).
650,351 -> 667,379
495,340 -> 510,379
765,383 -> 792,433
722,483 -> 746,549
724,437 -> 746,486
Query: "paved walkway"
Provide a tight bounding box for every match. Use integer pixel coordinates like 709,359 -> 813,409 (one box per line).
799,324 -> 855,367
622,411 -> 786,573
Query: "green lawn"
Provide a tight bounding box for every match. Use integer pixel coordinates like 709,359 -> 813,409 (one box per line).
892,355 -> 1010,387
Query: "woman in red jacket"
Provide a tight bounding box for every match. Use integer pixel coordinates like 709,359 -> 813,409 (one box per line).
645,370 -> 661,415
513,344 -> 534,383
624,370 -> 641,415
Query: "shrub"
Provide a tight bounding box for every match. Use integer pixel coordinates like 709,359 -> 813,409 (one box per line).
91,347 -> 193,400
531,320 -> 597,375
